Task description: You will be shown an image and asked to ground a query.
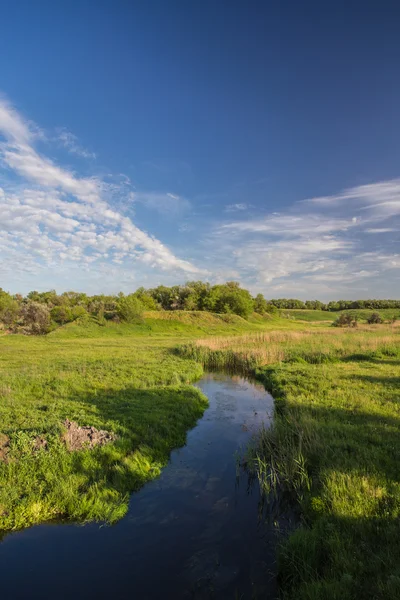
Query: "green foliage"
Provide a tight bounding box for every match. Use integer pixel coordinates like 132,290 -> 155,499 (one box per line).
0,288 -> 19,326
132,287 -> 159,310
3,282 -> 400,335
205,282 -> 254,318
50,305 -> 73,325
254,293 -> 268,314
117,295 -> 144,323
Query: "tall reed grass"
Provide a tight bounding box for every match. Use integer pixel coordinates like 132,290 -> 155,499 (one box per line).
177,325 -> 400,372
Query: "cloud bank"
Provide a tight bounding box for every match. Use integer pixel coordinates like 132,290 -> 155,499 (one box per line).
212,180 -> 400,298
0,99 -> 203,291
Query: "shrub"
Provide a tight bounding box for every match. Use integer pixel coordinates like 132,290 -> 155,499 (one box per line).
70,305 -> 89,321
50,305 -> 88,325
205,282 -> 254,318
19,302 -> 51,335
50,306 -> 73,325
117,295 -> 144,323
367,312 -> 383,324
332,313 -> 358,328
0,289 -> 19,327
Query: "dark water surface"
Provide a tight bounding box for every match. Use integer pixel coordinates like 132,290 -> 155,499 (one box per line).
0,373 -> 277,600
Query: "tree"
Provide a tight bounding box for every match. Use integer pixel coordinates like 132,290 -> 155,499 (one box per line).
148,286 -> 174,310
133,288 -> 159,310
254,293 -> 269,315
117,295 -> 144,323
0,289 -> 19,327
205,283 -> 254,318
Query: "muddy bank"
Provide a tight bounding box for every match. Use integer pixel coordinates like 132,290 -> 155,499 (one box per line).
62,419 -> 116,451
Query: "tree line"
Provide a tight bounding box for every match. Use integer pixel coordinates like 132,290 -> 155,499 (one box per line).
1,281 -> 399,334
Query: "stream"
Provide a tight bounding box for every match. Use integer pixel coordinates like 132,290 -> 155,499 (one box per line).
0,373 -> 277,599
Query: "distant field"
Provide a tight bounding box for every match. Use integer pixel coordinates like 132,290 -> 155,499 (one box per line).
281,309 -> 334,322
282,307 -> 400,322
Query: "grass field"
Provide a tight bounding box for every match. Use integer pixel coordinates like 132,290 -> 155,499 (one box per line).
2,311 -> 400,599
281,308 -> 400,323
0,311 -> 279,534
183,324 -> 400,599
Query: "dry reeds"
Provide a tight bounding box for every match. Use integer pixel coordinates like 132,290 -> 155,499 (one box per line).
178,326 -> 400,372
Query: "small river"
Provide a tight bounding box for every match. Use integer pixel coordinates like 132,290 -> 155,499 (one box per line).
0,373 -> 277,599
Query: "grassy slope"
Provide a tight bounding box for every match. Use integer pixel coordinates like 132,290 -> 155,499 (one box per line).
0,312 -> 279,534
181,326 -> 400,599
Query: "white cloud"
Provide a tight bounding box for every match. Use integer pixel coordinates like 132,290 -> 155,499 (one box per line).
365,228 -> 397,234
212,177 -> 400,298
305,179 -> 400,221
56,128 -> 96,159
0,99 -> 204,289
222,214 -> 359,236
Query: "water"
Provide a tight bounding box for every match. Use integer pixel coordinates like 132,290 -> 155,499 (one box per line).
0,373 -> 277,599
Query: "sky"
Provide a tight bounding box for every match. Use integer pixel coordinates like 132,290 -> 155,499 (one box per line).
1,0 -> 400,300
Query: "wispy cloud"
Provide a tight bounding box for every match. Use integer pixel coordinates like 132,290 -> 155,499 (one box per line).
56,128 -> 96,159
0,98 -> 203,290
224,203 -> 249,212
132,191 -> 191,215
211,178 -> 400,298
304,179 -> 400,221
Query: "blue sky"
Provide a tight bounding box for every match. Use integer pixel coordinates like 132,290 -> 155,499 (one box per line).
1,1 -> 400,300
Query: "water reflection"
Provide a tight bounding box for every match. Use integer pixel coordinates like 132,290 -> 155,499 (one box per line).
0,373 -> 277,599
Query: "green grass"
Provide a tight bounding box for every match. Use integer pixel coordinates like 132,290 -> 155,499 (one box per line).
282,308 -> 400,323
0,323 -> 208,533
255,354 -> 400,600
280,309 -> 335,322
182,326 -> 400,599
0,312 -> 284,535
3,311 -> 400,600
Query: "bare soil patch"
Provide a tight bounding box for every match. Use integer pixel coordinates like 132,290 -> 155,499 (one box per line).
62,419 -> 116,451
0,434 -> 10,462
33,436 -> 48,451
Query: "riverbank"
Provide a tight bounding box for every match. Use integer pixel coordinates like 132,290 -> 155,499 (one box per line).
2,315 -> 400,599
185,326 -> 400,599
0,312 -> 280,534
0,373 -> 276,599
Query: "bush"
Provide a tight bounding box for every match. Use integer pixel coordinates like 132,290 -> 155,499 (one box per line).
332,313 -> 358,328
50,305 -> 88,325
50,306 -> 73,325
19,302 -> 51,335
367,312 -> 383,324
117,295 -> 144,323
205,283 -> 254,318
0,289 -> 19,327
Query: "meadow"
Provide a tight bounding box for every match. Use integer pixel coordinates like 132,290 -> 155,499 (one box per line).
0,312 -> 274,534
1,310 -> 400,599
181,323 -> 400,599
